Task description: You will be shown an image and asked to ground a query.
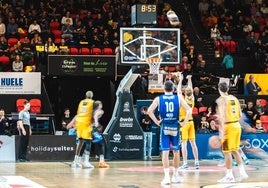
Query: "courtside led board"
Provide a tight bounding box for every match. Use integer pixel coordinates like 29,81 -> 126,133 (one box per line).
120,27 -> 180,65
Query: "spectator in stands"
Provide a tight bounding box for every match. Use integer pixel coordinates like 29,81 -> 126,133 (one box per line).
21,36 -> 34,65
204,105 -> 217,122
198,0 -> 209,16
0,36 -> 10,56
255,99 -> 266,119
193,87 -> 204,108
61,11 -> 73,26
0,18 -> 6,37
260,3 -> 268,17
255,119 -> 266,133
221,22 -> 232,41
61,108 -> 72,135
0,108 -> 10,136
61,18 -> 74,41
209,119 -> 219,133
12,54 -> 24,72
10,44 -> 22,63
221,50 -> 234,78
39,11 -> 50,40
246,74 -> 262,95
57,38 -> 69,55
197,116 -> 210,134
210,24 -> 221,41
6,18 -> 19,39
242,101 -> 258,127
182,63 -> 194,86
44,36 -> 57,54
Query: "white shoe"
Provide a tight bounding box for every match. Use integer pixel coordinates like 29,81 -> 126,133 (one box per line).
237,173 -> 248,182
171,175 -> 184,183
71,161 -> 81,168
161,177 -> 171,185
217,175 -> 235,183
217,160 -> 225,167
83,162 -> 94,169
179,164 -> 189,169
195,162 -> 200,169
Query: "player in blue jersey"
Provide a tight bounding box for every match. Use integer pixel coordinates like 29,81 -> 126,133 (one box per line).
148,80 -> 192,185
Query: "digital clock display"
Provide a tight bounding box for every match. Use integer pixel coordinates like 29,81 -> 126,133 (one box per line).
140,5 -> 156,12
131,4 -> 157,25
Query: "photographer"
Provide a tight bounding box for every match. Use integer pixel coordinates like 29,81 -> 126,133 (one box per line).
0,108 -> 11,136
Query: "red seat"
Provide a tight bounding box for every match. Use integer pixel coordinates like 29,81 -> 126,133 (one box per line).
92,47 -> 102,55
80,47 -> 91,55
50,21 -> 60,30
52,30 -> 62,39
260,115 -> 268,132
0,55 -> 10,65
8,37 -> 18,47
16,99 -> 27,112
259,99 -> 267,107
102,47 -> 113,55
199,106 -> 208,114
30,98 -> 41,114
192,107 -> 198,116
68,47 -> 79,55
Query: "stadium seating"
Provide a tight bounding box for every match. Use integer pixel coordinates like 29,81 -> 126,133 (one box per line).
80,47 -> 91,55
16,99 -> 27,112
30,98 -> 42,114
102,47 -> 114,55
91,47 -> 102,55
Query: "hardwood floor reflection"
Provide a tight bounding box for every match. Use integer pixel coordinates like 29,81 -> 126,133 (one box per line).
0,159 -> 268,188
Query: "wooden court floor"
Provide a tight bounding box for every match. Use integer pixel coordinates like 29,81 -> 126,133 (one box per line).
0,159 -> 268,188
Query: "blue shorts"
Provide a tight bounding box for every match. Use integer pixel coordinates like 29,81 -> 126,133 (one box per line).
159,123 -> 181,151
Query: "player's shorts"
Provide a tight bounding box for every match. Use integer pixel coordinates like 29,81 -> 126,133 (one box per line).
180,120 -> 195,141
159,122 -> 181,151
222,122 -> 241,152
76,122 -> 92,140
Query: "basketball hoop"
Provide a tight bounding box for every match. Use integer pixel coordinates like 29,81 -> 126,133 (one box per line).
146,57 -> 162,74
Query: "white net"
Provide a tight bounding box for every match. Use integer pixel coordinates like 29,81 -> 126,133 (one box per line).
146,58 -> 162,74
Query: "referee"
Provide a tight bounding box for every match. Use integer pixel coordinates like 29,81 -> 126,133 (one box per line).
17,100 -> 32,162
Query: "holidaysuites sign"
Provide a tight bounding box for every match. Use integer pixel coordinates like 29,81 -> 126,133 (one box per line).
48,55 -> 115,77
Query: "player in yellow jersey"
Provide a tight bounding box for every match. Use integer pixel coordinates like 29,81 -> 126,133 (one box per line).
179,75 -> 199,169
72,91 -> 95,168
216,82 -> 248,183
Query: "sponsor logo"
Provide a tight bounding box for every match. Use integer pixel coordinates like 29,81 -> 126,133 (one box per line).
30,146 -> 74,152
119,117 -> 133,127
241,138 -> 268,149
125,135 -> 143,140
112,146 -> 140,153
0,78 -> 23,87
110,133 -> 121,143
61,58 -> 78,73
123,56 -> 137,61
123,102 -> 130,112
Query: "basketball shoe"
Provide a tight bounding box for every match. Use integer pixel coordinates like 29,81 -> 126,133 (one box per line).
161,177 -> 171,185
171,175 -> 184,183
217,175 -> 235,183
98,162 -> 109,168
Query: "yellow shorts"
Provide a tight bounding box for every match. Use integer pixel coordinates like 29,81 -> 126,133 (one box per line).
222,122 -> 241,152
76,122 -> 92,140
180,120 -> 195,141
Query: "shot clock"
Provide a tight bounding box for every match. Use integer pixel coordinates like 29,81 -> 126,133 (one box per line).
131,4 -> 157,26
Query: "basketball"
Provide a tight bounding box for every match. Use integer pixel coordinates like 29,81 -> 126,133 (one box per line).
208,135 -> 222,149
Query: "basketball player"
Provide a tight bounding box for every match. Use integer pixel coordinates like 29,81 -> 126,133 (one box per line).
216,82 -> 248,183
147,80 -> 192,185
179,75 -> 199,169
92,100 -> 109,168
72,91 -> 94,168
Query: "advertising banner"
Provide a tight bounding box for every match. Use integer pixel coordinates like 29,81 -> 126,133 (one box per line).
0,136 -> 15,162
104,92 -> 144,160
15,135 -> 76,161
244,74 -> 268,95
0,72 -> 41,94
48,55 -> 115,77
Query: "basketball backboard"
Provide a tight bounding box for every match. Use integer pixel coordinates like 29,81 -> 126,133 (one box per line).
120,27 -> 180,65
